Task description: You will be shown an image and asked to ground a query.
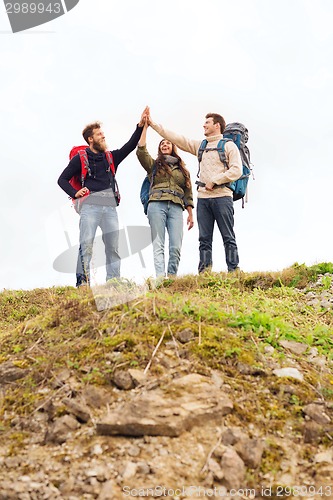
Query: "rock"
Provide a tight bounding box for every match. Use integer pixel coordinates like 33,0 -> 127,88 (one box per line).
279,340 -> 308,355
128,369 -> 147,386
97,374 -> 233,437
84,465 -> 107,481
83,385 -> 111,408
98,480 -> 115,500
44,415 -> 80,444
264,345 -> 275,354
37,398 -> 56,421
314,450 -> 333,463
308,347 -> 319,357
0,361 -> 29,385
211,370 -> 223,389
234,438 -> 265,468
4,456 -> 21,468
221,428 -> 243,447
236,362 -> 266,376
303,404 -> 331,425
320,299 -> 333,308
136,461 -> 151,475
51,368 -> 71,388
220,447 -> 245,490
112,370 -> 135,390
176,328 -> 194,344
303,421 -> 325,443
126,444 -> 141,457
308,356 -> 327,368
273,367 -> 303,382
207,457 -> 224,481
279,384 -> 296,395
121,461 -> 137,479
90,444 -> 104,456
63,398 -> 91,423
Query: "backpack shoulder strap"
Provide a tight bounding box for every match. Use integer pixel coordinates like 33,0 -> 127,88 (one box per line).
197,139 -> 208,163
216,138 -> 233,168
78,150 -> 90,187
149,161 -> 158,190
105,151 -> 115,176
197,140 -> 208,178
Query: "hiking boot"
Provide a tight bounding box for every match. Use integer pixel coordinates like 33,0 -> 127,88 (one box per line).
228,267 -> 240,273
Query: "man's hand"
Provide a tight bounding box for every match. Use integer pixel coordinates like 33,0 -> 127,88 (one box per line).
139,106 -> 150,127
75,187 -> 89,198
205,181 -> 215,191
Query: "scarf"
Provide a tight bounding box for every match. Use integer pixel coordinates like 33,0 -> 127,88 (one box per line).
164,155 -> 178,166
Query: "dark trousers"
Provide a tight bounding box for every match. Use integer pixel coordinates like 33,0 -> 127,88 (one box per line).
197,196 -> 239,273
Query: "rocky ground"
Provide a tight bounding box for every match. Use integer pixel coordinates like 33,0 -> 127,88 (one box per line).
0,273 -> 332,499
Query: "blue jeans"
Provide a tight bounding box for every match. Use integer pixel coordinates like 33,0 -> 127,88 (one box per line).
147,201 -> 184,277
197,196 -> 239,273
76,203 -> 120,284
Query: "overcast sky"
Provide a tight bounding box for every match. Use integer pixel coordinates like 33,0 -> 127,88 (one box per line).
1,0 -> 332,291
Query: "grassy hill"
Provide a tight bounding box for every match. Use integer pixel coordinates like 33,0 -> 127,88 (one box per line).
0,263 -> 332,498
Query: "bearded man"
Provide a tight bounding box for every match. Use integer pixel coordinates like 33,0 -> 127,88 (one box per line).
58,111 -> 146,285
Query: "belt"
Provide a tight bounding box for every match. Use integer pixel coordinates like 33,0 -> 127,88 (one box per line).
151,188 -> 184,199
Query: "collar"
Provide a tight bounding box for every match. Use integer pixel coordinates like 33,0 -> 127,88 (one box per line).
87,149 -> 105,161
205,134 -> 223,143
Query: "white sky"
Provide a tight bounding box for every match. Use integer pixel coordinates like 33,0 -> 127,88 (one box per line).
0,0 -> 332,290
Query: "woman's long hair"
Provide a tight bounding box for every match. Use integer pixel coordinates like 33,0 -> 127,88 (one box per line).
156,140 -> 191,189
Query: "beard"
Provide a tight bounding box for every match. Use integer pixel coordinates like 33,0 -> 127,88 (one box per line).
92,139 -> 107,152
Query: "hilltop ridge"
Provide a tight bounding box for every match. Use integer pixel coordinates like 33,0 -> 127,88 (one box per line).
0,264 -> 333,499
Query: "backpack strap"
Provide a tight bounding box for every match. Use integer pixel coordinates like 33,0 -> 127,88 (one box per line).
149,162 -> 157,190
197,139 -> 208,164
215,139 -> 229,168
197,138 -> 231,182
104,151 -> 121,204
78,150 -> 91,187
105,151 -> 115,176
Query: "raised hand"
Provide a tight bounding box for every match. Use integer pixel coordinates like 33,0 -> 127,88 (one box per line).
139,106 -> 150,127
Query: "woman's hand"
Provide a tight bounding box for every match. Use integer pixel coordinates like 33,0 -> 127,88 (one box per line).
186,207 -> 194,230
138,116 -> 149,147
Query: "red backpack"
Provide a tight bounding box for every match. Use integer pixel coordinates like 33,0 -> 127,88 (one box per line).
69,146 -> 116,212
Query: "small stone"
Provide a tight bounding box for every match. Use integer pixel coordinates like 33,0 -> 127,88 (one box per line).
220,448 -> 245,490
112,370 -> 135,390
303,403 -> 331,425
314,450 -> 333,463
122,461 -> 137,479
128,369 -> 147,386
273,368 -> 303,382
304,421 -> 324,443
136,461 -> 151,475
90,444 -> 104,456
63,398 -> 90,423
127,445 -> 141,457
176,328 -> 194,344
279,340 -> 308,355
